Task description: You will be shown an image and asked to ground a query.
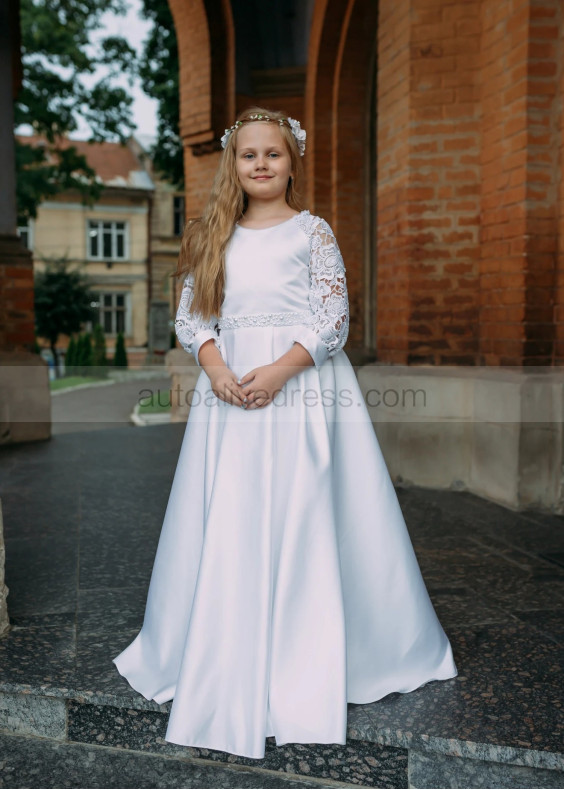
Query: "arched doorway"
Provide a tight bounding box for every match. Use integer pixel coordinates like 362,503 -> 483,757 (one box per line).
307,0 -> 379,361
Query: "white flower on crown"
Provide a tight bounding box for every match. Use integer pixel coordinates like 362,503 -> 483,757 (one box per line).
287,117 -> 306,156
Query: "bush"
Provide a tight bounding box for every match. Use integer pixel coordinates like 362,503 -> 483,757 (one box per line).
65,335 -> 77,376
114,331 -> 128,368
92,323 -> 109,378
77,332 -> 93,376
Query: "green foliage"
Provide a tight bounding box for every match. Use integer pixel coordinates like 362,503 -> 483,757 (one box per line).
92,323 -> 109,377
74,334 -> 84,374
114,331 -> 128,367
65,334 -> 77,375
77,331 -> 94,376
139,0 -> 183,187
16,0 -> 138,219
34,258 -> 96,343
34,257 -> 97,374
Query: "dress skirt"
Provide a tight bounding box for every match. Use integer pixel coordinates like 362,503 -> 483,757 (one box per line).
112,321 -> 458,759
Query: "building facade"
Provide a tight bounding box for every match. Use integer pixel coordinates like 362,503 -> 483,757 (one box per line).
18,136 -> 185,362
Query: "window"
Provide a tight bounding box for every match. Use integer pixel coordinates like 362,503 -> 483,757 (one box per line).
17,219 -> 33,250
173,195 -> 185,237
88,220 -> 128,260
91,292 -> 128,334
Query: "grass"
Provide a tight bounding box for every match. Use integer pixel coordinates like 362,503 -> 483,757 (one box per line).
138,395 -> 171,414
50,375 -> 107,391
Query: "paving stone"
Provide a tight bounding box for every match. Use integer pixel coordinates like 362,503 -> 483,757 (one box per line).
0,420 -> 563,788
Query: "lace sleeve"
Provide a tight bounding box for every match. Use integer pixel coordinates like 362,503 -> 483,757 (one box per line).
291,215 -> 350,369
174,273 -> 220,368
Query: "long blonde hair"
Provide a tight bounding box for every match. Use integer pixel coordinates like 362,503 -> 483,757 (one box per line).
173,106 -> 305,320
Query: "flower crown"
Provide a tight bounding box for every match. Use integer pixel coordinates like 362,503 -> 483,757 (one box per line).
220,114 -> 306,156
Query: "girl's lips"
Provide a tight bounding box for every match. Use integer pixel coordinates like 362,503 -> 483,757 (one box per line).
253,176 -> 272,180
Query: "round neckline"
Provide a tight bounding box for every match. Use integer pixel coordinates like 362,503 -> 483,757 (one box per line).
235,210 -> 307,231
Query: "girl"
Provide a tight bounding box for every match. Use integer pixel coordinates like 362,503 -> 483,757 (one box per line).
113,106 -> 458,760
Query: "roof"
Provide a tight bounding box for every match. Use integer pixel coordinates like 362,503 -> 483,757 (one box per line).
16,134 -> 155,191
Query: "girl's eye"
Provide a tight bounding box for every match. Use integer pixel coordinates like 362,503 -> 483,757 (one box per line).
241,152 -> 280,159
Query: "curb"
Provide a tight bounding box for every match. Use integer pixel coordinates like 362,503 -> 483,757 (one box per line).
129,402 -> 171,427
50,379 -> 116,396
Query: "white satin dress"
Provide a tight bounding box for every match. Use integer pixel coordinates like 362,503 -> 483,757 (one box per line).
112,209 -> 458,759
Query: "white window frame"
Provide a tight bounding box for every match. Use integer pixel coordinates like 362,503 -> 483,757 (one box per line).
95,291 -> 131,336
17,218 -> 34,251
87,219 -> 129,261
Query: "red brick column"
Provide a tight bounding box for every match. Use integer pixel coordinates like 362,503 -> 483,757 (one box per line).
374,0 -> 483,365
0,236 -> 34,351
556,3 -> 564,363
376,0 -> 412,363
480,0 -> 562,365
168,0 -> 235,284
480,0 -> 532,365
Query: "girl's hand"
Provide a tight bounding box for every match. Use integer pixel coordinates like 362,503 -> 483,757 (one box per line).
208,367 -> 247,408
239,365 -> 288,410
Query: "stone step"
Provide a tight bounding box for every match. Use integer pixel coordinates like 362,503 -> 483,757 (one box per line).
2,681 -> 564,789
0,685 -> 408,788
0,731 -> 333,789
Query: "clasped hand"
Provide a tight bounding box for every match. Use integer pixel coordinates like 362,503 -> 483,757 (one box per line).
209,364 -> 287,410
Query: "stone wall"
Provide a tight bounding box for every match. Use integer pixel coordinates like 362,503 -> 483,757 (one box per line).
0,499 -> 9,637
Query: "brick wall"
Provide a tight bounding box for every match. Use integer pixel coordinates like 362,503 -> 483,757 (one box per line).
169,0 -> 212,138
556,2 -> 564,362
170,0 -> 563,366
375,0 -> 411,362
403,0 -> 482,365
0,238 -> 35,351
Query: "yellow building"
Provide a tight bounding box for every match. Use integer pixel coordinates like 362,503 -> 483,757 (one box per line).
17,135 -> 184,365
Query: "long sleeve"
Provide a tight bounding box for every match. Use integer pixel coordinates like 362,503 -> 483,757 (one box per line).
174,273 -> 221,368
291,216 -> 350,370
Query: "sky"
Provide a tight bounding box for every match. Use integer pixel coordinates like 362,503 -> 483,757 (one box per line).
17,0 -> 159,141
78,0 -> 159,139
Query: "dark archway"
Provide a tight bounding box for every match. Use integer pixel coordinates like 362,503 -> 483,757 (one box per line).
307,0 -> 378,359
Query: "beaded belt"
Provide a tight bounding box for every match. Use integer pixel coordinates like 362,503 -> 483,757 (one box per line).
218,310 -> 312,330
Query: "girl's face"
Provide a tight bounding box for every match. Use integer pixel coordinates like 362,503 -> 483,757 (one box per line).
235,122 -> 293,204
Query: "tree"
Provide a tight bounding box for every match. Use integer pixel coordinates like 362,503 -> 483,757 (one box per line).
139,0 -> 184,187
16,0 -> 138,221
114,331 -> 128,367
92,323 -> 109,376
77,332 -> 94,375
34,258 -> 97,375
65,334 -> 77,376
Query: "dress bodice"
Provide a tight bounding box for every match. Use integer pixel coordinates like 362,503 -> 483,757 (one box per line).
221,212 -> 312,318
175,209 -> 350,371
